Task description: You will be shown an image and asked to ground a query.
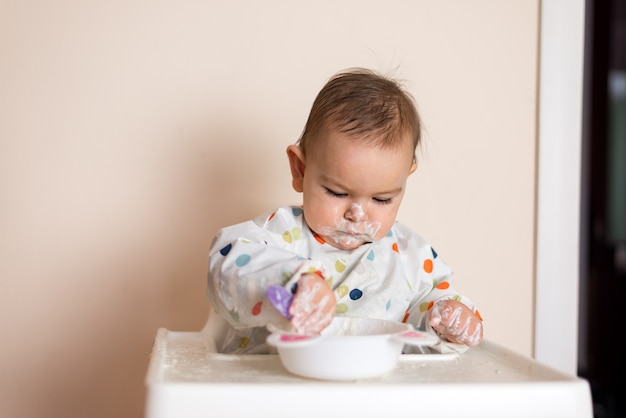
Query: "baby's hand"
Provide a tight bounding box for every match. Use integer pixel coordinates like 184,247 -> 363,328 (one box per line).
289,273 -> 336,335
429,299 -> 483,346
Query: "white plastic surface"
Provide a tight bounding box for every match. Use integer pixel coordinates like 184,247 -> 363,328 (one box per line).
145,328 -> 593,418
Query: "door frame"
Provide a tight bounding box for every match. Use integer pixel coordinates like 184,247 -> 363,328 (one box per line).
535,0 -> 586,375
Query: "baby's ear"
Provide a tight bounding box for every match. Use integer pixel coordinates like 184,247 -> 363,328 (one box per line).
409,160 -> 418,175
286,145 -> 305,192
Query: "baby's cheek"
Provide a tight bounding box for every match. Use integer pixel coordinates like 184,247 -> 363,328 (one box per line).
375,224 -> 392,240
373,210 -> 397,238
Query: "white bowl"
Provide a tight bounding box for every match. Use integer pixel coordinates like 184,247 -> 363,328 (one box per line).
266,316 -> 438,381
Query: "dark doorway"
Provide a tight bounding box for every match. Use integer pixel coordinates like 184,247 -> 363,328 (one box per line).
580,1 -> 626,417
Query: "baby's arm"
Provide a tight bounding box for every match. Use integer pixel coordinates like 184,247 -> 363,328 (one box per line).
208,220 -> 335,333
405,249 -> 483,349
208,221 -> 307,329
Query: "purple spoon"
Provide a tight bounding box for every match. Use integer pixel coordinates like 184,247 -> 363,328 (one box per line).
266,285 -> 294,320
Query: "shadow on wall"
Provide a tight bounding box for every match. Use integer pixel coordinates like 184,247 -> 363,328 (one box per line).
14,118 -> 283,418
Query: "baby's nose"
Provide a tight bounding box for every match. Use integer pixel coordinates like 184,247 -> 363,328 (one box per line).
344,203 -> 366,222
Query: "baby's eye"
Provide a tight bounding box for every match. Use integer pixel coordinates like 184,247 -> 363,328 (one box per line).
324,187 -> 347,198
373,197 -> 392,205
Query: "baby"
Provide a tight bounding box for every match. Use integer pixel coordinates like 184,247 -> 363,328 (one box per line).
207,68 -> 483,353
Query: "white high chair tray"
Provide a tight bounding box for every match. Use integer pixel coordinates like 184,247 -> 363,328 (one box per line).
145,328 -> 592,418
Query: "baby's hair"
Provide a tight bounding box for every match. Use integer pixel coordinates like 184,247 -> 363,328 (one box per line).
297,68 -> 421,159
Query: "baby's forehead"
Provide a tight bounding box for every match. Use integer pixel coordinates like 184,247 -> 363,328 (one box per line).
309,128 -> 415,156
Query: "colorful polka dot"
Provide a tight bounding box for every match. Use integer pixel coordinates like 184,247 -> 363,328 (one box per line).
291,227 -> 302,240
292,207 -> 303,216
229,309 -> 239,321
476,310 -> 483,321
252,301 -> 263,316
402,311 -> 410,323
219,243 -> 232,256
386,300 -> 391,311
235,254 -> 251,267
335,258 -> 346,273
436,281 -> 450,290
349,289 -> 363,300
367,250 -> 375,261
431,247 -> 438,258
238,337 -> 250,349
336,303 -> 348,314
268,212 -> 276,221
313,233 -> 326,245
336,285 -> 349,299
423,259 -> 433,273
282,231 -> 293,243
392,242 -> 399,253
419,301 -> 430,312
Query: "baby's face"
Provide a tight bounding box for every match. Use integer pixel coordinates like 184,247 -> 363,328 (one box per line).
294,132 -> 416,250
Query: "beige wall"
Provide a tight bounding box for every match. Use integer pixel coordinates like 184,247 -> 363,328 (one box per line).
0,1 -> 539,417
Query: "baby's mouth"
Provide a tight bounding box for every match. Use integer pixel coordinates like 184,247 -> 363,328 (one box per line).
313,227 -> 375,250
339,230 -> 372,239
325,230 -> 375,247
317,221 -> 381,243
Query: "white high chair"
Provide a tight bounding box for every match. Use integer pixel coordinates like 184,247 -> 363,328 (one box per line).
146,313 -> 594,418
199,310 -> 229,353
